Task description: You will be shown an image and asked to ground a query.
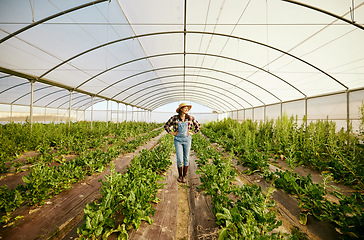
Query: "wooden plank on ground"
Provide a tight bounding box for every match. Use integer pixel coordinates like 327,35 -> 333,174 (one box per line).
187,152 -> 219,240
127,155 -> 178,240
0,134 -> 163,240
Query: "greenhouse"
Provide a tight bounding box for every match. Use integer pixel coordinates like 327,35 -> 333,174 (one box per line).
0,0 -> 363,240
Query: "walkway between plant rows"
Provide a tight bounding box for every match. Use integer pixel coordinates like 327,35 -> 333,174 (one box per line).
59,145 -> 218,240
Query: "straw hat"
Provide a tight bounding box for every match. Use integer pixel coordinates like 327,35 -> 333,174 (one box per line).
176,103 -> 192,113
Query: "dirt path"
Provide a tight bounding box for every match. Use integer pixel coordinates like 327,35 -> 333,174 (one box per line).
0,133 -> 164,240
127,155 -> 179,240
127,151 -> 218,240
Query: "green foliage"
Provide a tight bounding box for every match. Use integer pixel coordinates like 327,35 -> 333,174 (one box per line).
202,118 -> 364,239
0,122 -> 162,227
203,116 -> 363,190
77,134 -> 173,239
0,186 -> 24,224
192,134 -> 289,239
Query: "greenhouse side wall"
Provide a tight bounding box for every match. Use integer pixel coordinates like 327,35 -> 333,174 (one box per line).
1,89 -> 362,132
228,88 -> 364,133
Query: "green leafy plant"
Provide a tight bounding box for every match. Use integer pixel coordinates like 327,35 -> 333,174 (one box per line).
77,134 -> 173,239
192,134 -> 289,239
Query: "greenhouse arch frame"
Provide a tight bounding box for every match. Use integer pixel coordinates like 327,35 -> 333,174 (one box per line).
0,0 -> 363,130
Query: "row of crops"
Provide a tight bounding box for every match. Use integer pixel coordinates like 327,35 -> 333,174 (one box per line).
0,121 -> 163,228
0,121 -> 161,170
200,111 -> 364,239
192,133 -> 295,239
77,134 -> 174,239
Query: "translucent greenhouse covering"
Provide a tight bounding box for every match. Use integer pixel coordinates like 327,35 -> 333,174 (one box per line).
0,0 -> 363,128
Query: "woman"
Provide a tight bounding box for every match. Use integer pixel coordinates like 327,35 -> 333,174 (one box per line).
164,103 -> 201,183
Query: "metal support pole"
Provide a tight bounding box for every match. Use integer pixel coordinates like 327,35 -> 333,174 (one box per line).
125,105 -> 128,122
305,97 -> 308,129
91,96 -> 94,130
106,100 -> 109,126
132,106 -> 134,122
30,80 -> 35,128
280,101 -> 283,119
44,107 -> 46,124
121,104 -> 124,122
117,102 -> 119,127
264,105 -> 266,122
347,90 -> 350,131
10,104 -> 13,122
69,90 -> 72,128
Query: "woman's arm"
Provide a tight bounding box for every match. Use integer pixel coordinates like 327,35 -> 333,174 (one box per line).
191,116 -> 201,134
164,115 -> 178,135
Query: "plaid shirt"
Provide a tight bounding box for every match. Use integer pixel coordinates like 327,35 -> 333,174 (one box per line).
164,114 -> 201,134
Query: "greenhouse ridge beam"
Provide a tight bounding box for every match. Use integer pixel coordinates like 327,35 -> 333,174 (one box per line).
0,66 -> 148,111
0,0 -> 109,44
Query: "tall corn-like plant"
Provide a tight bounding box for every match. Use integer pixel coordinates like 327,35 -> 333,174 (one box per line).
257,119 -> 274,153
273,114 -> 296,155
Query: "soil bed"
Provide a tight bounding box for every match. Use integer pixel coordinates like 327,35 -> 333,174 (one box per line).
0,133 -> 163,240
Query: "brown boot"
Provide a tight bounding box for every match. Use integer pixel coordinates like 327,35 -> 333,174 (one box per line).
182,165 -> 189,183
177,167 -> 183,182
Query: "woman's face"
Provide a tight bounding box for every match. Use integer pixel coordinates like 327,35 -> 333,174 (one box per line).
181,106 -> 189,114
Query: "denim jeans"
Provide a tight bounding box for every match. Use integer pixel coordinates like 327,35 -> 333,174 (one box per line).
174,121 -> 191,167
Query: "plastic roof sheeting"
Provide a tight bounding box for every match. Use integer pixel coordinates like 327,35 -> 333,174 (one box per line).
0,0 -> 363,113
